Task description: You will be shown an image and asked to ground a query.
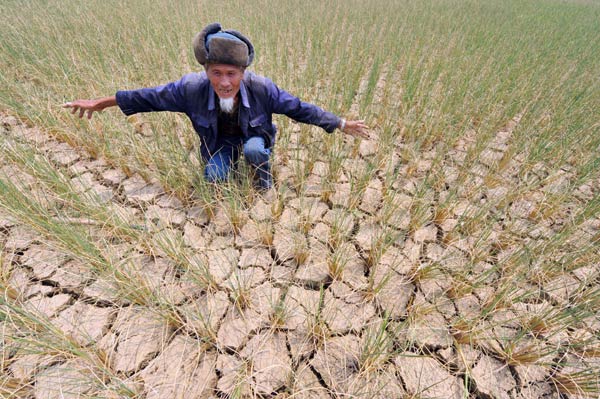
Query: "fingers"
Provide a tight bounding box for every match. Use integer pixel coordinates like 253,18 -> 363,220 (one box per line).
63,100 -> 95,119
343,119 -> 370,139
63,101 -> 83,118
63,102 -> 89,119
354,120 -> 369,128
347,120 -> 370,129
354,129 -> 370,139
355,121 -> 370,130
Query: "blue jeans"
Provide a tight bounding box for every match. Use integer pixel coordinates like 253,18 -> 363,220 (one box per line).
204,136 -> 272,189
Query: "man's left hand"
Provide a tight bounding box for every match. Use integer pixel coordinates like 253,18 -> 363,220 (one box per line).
342,119 -> 370,139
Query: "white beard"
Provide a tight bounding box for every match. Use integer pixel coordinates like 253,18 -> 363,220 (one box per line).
219,97 -> 235,114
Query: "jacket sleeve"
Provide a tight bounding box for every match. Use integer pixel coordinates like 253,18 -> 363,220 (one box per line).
115,77 -> 188,116
267,79 -> 341,133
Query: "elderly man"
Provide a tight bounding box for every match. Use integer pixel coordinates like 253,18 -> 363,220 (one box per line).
64,23 -> 369,190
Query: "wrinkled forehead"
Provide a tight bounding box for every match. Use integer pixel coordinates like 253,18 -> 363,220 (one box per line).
206,63 -> 244,73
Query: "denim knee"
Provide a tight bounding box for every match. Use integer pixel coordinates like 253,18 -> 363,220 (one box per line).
204,164 -> 228,182
243,136 -> 270,166
204,150 -> 235,182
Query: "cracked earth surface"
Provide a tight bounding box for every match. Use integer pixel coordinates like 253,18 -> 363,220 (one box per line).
1,112 -> 599,398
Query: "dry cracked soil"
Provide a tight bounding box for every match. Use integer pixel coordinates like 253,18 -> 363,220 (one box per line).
1,112 -> 599,398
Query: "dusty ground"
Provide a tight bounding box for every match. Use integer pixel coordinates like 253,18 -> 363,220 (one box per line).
1,113 -> 599,398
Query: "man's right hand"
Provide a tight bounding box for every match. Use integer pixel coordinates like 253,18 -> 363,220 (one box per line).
62,96 -> 117,119
342,119 -> 370,139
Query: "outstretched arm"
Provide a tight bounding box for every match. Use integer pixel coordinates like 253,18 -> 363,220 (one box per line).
62,96 -> 117,120
267,79 -> 370,139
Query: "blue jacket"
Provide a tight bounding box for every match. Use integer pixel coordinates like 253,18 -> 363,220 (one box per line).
115,71 -> 341,160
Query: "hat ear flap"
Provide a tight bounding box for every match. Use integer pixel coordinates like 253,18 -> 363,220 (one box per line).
193,22 -> 222,65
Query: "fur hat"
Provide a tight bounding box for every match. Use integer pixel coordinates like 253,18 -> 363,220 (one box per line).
193,22 -> 254,67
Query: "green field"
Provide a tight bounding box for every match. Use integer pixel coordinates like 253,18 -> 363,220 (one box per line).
1,0 -> 599,397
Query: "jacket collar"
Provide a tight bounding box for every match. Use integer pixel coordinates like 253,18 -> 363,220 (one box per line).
208,84 -> 215,111
239,79 -> 250,108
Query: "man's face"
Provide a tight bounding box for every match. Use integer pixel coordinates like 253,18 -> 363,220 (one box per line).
206,64 -> 244,99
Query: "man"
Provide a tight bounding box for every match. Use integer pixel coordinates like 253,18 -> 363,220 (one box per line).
64,23 -> 369,190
